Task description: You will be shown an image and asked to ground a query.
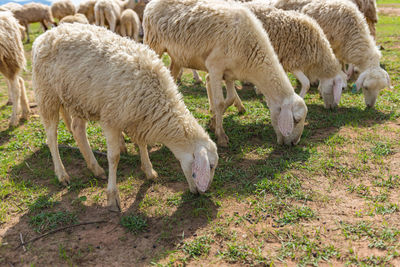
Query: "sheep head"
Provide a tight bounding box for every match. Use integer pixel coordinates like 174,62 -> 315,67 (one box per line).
271,94 -> 308,146
355,66 -> 390,107
174,139 -> 218,194
318,72 -> 347,109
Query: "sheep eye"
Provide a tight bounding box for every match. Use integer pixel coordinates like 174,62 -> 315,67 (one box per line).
364,86 -> 369,91
210,164 -> 214,170
293,117 -> 300,124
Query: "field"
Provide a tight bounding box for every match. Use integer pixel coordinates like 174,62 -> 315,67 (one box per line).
0,4 -> 399,267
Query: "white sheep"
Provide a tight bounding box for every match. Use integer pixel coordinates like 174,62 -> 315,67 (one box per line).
274,0 -> 390,107
60,13 -> 89,24
116,9 -> 140,41
243,3 -> 346,108
51,0 -> 76,21
0,11 -> 30,126
32,23 -> 218,211
77,0 -> 97,24
94,0 -> 125,32
12,2 -> 56,43
144,0 -> 308,147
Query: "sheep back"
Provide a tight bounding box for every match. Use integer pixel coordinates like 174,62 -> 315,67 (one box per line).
51,0 -> 76,21
244,3 -> 341,80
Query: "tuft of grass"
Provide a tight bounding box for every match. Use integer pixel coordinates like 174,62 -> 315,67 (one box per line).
277,206 -> 315,225
120,214 -> 148,234
182,235 -> 213,259
29,211 -> 77,233
28,195 -> 59,213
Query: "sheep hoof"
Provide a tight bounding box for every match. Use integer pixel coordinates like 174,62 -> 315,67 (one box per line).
21,111 -> 30,120
142,166 -> 158,180
9,117 -> 19,127
235,103 -> 246,114
217,134 -> 229,147
107,190 -> 121,212
59,174 -> 71,186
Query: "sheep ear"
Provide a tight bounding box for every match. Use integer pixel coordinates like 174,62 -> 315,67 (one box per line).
278,104 -> 294,137
333,76 -> 343,106
355,71 -> 367,91
192,146 -> 211,193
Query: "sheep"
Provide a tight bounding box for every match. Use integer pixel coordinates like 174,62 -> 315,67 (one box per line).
12,3 -> 56,43
0,11 -> 30,126
60,13 -> 89,24
274,0 -> 390,107
116,9 -> 140,41
94,0 -> 125,32
348,0 -> 377,39
51,0 -> 76,21
77,0 -> 97,24
242,3 -> 346,108
32,23 -> 218,211
144,0 -> 308,147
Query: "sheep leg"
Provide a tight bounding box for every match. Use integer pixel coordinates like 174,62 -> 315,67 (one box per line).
346,64 -> 354,80
8,77 -> 20,127
138,143 -> 158,179
121,25 -> 127,37
224,79 -> 245,114
192,70 -> 202,84
293,70 -> 310,98
119,132 -> 127,154
25,23 -> 30,43
107,13 -> 117,32
40,21 -> 48,32
6,80 -> 12,105
208,71 -> 229,147
205,74 -> 215,121
126,23 -> 132,38
60,106 -> 73,133
170,61 -> 182,82
18,77 -> 30,120
71,118 -> 106,179
102,124 -> 122,212
43,110 -> 70,185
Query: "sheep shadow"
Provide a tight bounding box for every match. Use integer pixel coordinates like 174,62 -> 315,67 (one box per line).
0,119 -> 28,147
1,142 -> 218,266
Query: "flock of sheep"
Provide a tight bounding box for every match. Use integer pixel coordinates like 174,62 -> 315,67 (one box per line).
0,0 -> 392,211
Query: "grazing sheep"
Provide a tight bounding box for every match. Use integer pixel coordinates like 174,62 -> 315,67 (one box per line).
274,0 -> 390,107
0,11 -> 30,126
94,0 -> 125,32
144,0 -> 308,146
77,0 -> 97,24
348,0 -> 377,39
32,23 -> 218,211
60,13 -> 89,24
51,0 -> 76,21
12,3 -> 56,43
243,3 -> 346,108
117,9 -> 140,41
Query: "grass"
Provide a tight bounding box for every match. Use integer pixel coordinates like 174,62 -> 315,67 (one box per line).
120,214 -> 148,234
0,8 -> 400,267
